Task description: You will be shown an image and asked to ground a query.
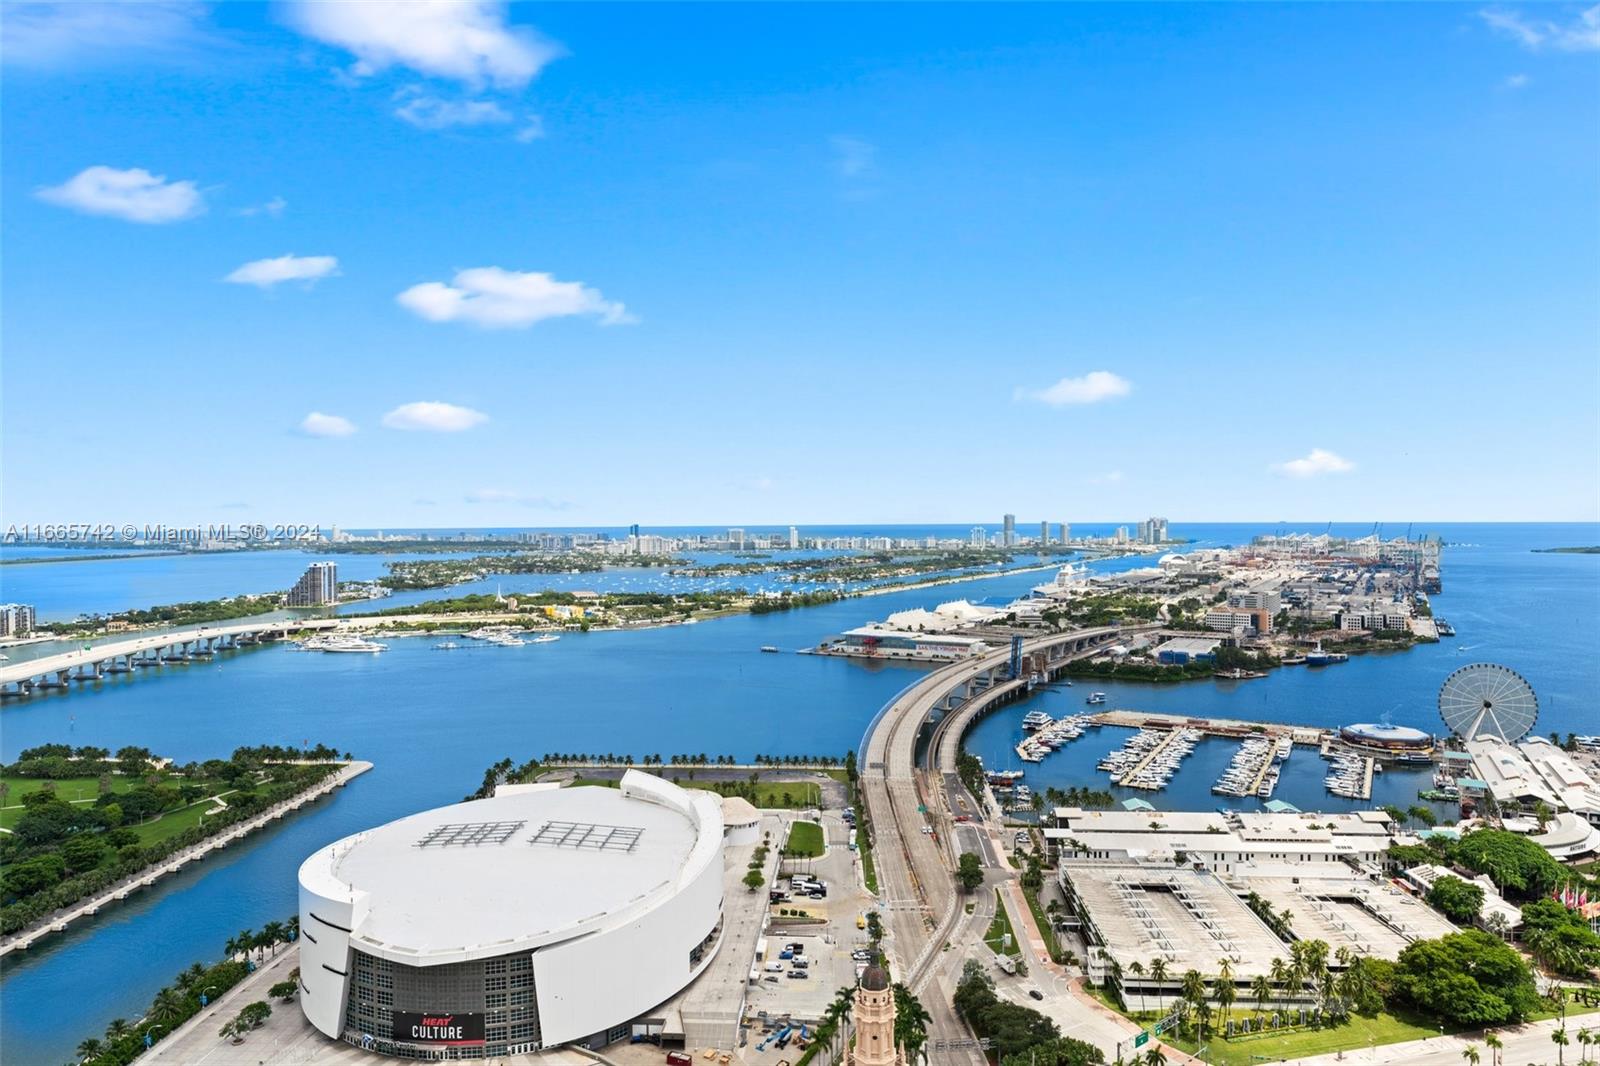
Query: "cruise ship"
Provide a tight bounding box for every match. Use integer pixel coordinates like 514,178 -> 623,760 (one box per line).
1022,710 -> 1053,732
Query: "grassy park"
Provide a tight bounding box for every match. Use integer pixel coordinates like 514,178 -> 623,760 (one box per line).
783,819 -> 826,857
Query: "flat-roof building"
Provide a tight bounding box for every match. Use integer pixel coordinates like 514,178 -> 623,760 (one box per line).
297,771 -> 724,1059
1047,808 -> 1395,874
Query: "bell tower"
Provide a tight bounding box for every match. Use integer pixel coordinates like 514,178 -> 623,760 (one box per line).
846,962 -> 905,1066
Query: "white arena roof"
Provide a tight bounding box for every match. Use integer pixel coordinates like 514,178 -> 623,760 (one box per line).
301,774 -> 722,963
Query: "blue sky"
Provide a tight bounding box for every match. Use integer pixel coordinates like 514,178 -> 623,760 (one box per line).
3,2 -> 1597,527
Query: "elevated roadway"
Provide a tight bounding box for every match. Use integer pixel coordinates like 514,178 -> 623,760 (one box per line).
858,624 -> 1131,1063
0,619 -> 340,694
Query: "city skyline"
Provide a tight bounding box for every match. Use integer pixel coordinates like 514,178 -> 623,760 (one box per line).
3,2 -> 1598,526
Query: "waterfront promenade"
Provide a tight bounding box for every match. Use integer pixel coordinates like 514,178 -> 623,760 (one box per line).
0,761 -> 372,957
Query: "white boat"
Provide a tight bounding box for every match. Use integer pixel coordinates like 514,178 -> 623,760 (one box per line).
303,635 -> 386,654
1085,692 -> 1107,705
434,641 -> 461,650
532,635 -> 561,644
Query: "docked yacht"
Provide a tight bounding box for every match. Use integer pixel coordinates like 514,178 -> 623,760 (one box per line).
303,635 -> 386,654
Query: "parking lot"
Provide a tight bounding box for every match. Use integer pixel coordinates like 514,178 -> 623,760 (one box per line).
738,810 -> 876,1063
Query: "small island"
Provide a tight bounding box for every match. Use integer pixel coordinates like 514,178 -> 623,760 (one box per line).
1533,546 -> 1600,554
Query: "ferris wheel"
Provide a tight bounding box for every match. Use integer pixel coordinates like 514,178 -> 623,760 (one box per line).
1438,663 -> 1539,743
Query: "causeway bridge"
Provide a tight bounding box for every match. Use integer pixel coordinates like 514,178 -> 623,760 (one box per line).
0,619 -> 341,698
858,623 -> 1136,1063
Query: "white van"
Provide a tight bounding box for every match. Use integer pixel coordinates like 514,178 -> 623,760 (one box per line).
764,962 -> 784,972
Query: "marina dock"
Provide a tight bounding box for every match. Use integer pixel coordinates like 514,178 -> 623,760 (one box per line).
1093,708 -> 1326,746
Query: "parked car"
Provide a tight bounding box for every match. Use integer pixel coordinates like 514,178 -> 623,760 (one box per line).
786,970 -> 810,979
1028,989 -> 1044,1001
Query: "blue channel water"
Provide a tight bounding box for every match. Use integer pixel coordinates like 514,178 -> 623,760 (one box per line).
1,523 -> 1595,1064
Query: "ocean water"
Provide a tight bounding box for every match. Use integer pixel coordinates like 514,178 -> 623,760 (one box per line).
0,522 -> 1594,1064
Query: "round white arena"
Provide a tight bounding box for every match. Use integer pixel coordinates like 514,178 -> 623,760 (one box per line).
297,771 -> 725,1058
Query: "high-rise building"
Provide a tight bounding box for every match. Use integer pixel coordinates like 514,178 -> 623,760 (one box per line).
1136,516 -> 1170,544
1002,514 -> 1016,547
969,526 -> 986,547
1056,522 -> 1069,544
629,523 -> 640,538
728,528 -> 745,549
0,603 -> 36,637
788,526 -> 799,549
287,562 -> 338,607
1039,521 -> 1049,545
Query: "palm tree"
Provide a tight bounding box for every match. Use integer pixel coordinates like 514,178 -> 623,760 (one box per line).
76,1037 -> 104,1062
104,1019 -> 130,1042
1215,957 -> 1235,1027
1577,1028 -> 1594,1066
1149,956 -> 1169,1001
260,920 -> 288,957
1129,960 -> 1146,1016
1251,973 -> 1273,1018
1555,1027 -> 1570,1066
1143,1049 -> 1164,1066
1462,1046 -> 1480,1066
1484,1030 -> 1503,1066
149,988 -> 187,1028
1180,970 -> 1208,1037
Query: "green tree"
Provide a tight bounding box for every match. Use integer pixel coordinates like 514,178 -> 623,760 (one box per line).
957,851 -> 984,893
1427,875 -> 1486,924
1214,957 -> 1235,1026
1393,930 -> 1539,1026
269,980 -> 299,1002
1251,972 -> 1273,1016
742,868 -> 765,892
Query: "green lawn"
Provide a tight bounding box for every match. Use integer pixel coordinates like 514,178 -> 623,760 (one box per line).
984,890 -> 1017,955
0,775 -> 139,830
1021,883 -> 1064,961
784,820 -> 826,857
126,794 -> 232,846
1145,1000 -> 1598,1065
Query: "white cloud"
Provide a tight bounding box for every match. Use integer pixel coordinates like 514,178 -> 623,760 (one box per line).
225,254 -> 339,288
1272,448 -> 1355,478
831,135 -> 877,178
1089,470 -> 1125,485
1,1 -> 214,68
35,165 -> 203,223
515,116 -> 545,142
284,0 -> 563,89
381,401 -> 489,432
299,412 -> 356,438
1480,5 -> 1600,51
236,195 -> 287,218
1015,370 -> 1133,407
1503,73 -> 1530,88
397,267 -> 633,329
394,94 -> 512,129
464,488 -> 569,508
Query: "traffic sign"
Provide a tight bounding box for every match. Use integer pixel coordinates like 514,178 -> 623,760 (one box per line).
1134,1031 -> 1149,1048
